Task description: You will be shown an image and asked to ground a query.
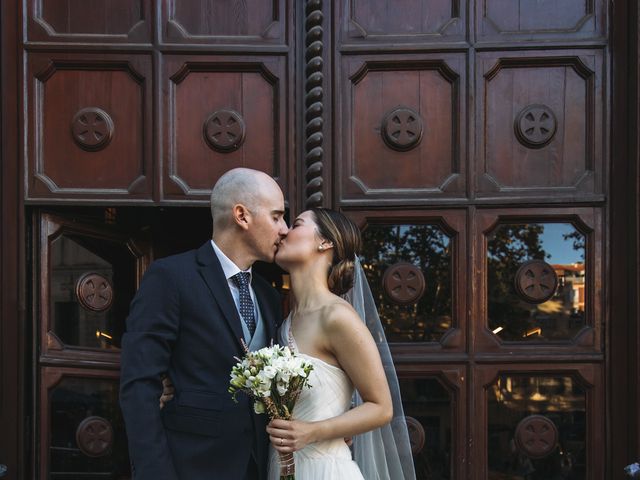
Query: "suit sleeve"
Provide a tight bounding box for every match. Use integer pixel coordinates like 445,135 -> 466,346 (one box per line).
119,261 -> 180,480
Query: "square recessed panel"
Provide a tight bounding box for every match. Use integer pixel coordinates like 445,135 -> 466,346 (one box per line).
475,365 -> 604,480
476,50 -> 605,199
348,209 -> 466,350
338,53 -> 467,204
339,0 -> 466,45
161,0 -> 287,45
474,208 -> 603,353
27,53 -> 152,199
476,0 -> 607,42
163,56 -> 289,201
27,0 -> 151,43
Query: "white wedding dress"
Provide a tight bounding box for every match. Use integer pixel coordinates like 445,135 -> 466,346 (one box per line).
267,315 -> 365,479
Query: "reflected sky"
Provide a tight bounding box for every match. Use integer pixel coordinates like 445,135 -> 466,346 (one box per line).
539,223 -> 584,265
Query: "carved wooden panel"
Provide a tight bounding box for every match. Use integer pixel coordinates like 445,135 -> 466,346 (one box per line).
163,55 -> 288,200
396,365 -> 467,480
477,50 -> 604,198
473,207 -> 602,354
162,0 -> 286,45
27,0 -> 151,43
27,53 -> 152,199
474,364 -> 604,480
339,0 -> 465,45
339,54 -> 466,204
477,0 -> 607,42
347,209 -> 466,353
39,368 -> 129,479
38,213 -> 150,366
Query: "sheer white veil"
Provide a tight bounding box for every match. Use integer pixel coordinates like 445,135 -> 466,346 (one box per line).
344,257 -> 416,480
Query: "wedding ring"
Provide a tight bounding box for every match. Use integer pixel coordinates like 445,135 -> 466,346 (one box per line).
280,438 -> 284,446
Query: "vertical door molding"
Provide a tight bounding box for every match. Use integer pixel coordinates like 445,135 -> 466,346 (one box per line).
303,0 -> 327,208
1,0 -> 24,478
609,0 -> 640,475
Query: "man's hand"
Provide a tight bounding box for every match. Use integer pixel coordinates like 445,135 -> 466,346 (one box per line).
159,375 -> 175,409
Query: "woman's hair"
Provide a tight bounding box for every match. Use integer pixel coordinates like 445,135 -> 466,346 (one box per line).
311,208 -> 362,296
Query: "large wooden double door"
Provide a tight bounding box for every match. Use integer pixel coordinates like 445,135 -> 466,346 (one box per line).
2,0 -> 635,478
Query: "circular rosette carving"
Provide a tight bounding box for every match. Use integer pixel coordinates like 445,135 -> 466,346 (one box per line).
514,260 -> 558,304
383,262 -> 426,305
405,416 -> 425,455
203,109 -> 246,152
514,415 -> 559,459
381,107 -> 424,151
514,104 -> 557,149
75,273 -> 113,312
76,416 -> 113,457
71,107 -> 114,151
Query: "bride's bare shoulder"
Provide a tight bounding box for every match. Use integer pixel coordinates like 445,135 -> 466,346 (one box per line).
319,298 -> 365,335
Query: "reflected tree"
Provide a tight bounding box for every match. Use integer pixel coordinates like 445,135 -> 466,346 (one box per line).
361,224 -> 452,342
563,230 -> 586,260
488,223 -> 586,341
488,224 -> 547,338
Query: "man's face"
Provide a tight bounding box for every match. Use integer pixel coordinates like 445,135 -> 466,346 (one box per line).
247,185 -> 288,263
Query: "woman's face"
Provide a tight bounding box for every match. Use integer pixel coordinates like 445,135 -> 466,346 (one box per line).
275,210 -> 323,269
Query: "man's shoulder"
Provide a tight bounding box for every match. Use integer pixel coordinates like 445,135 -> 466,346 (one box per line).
148,246 -> 200,274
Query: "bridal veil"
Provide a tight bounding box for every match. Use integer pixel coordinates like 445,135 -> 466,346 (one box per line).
345,257 -> 417,480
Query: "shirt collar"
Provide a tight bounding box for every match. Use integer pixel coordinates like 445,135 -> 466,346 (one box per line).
210,240 -> 252,282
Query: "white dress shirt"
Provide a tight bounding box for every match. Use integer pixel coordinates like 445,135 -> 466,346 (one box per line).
210,240 -> 261,343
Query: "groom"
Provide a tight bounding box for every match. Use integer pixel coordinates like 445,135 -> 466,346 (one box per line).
120,168 -> 288,480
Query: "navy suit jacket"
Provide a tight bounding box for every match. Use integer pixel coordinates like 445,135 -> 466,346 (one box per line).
120,242 -> 282,480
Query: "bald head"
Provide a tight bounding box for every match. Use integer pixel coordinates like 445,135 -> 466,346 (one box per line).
210,168 -> 283,232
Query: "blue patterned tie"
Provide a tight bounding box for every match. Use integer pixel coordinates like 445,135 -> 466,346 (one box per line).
231,272 -> 256,336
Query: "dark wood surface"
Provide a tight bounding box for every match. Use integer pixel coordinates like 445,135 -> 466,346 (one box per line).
27,52 -> 153,199
0,1 -> 24,478
0,0 -> 638,479
609,0 -> 640,476
162,54 -> 289,200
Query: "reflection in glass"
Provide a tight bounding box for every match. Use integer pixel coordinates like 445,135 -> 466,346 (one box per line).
400,378 -> 452,479
487,223 -> 586,341
361,224 -> 452,342
487,374 -> 586,479
50,235 -> 136,350
49,376 -> 130,478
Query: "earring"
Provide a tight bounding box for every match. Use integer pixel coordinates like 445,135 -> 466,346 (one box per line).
318,245 -> 324,251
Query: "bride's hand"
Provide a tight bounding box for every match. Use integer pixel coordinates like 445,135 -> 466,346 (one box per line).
267,419 -> 316,453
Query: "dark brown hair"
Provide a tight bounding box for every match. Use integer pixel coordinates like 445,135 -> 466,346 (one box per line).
311,208 -> 362,296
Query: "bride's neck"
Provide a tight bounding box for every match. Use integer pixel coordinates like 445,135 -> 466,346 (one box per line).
288,263 -> 330,312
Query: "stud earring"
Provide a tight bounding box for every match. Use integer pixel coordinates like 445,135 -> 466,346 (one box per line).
318,245 -> 324,251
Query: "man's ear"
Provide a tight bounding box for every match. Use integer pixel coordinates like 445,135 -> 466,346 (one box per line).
232,204 -> 251,230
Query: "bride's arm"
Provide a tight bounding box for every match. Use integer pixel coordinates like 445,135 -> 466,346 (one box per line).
267,304 -> 393,453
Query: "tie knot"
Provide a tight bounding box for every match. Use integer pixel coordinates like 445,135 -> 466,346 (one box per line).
232,272 -> 251,288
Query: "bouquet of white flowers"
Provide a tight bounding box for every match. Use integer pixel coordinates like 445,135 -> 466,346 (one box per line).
228,344 -> 314,480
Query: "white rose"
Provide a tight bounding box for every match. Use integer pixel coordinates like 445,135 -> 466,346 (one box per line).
254,401 -> 266,414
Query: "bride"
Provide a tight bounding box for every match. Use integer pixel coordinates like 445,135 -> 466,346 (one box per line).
267,208 -> 415,480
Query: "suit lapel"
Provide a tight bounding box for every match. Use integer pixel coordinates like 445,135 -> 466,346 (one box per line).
252,277 -> 279,345
196,242 -> 245,352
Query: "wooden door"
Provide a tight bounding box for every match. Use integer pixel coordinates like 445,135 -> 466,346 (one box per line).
325,1 -> 609,478
21,2 -> 295,478
34,212 -> 151,479
7,1 -> 633,479
24,0 -> 295,205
